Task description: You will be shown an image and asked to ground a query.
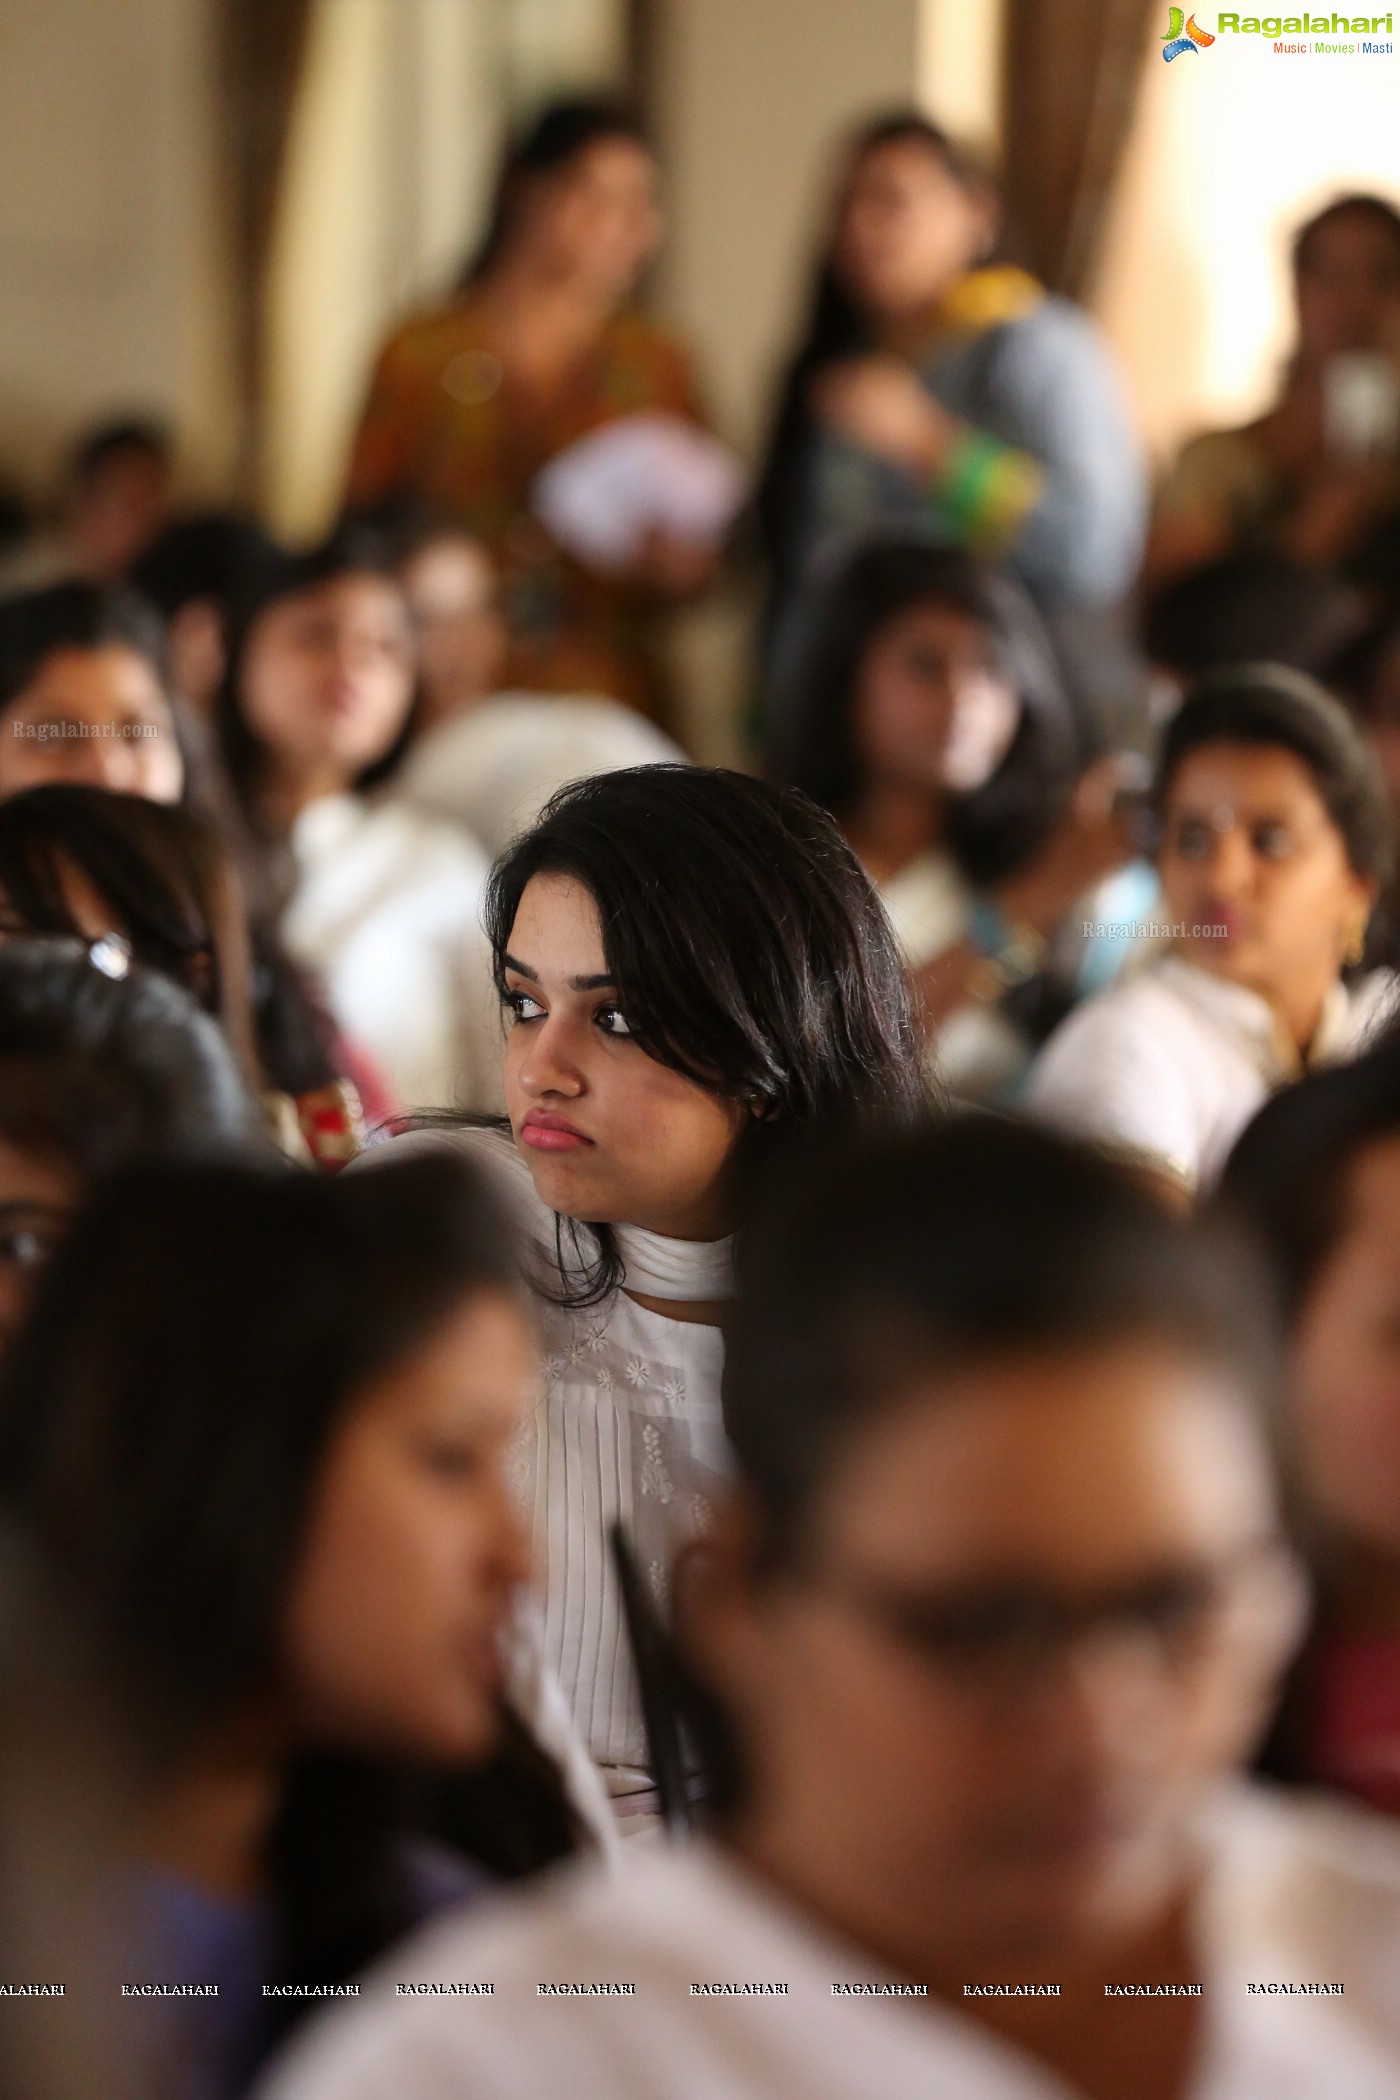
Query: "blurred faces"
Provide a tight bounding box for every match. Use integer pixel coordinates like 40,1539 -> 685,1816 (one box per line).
70,447 -> 171,584
239,573 -> 416,801
854,602 -> 1020,798
518,137 -> 662,303
703,1342 -> 1301,1968
1158,744 -> 1374,1039
502,873 -> 744,1240
0,1142 -> 74,1355
399,534 -> 507,725
1295,208 -> 1400,365
281,1289 -> 535,1762
834,140 -> 996,322
0,647 -> 183,804
1292,1134 -> 1400,1560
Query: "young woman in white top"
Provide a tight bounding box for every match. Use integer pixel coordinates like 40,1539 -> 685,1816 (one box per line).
379,764 -> 926,1808
263,1119 -> 1400,2100
1027,665 -> 1397,1191
216,531 -> 500,1112
766,538 -> 1147,1101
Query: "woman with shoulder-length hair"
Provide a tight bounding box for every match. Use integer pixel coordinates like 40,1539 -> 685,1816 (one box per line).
376,762 -> 928,1812
756,111 -> 1145,718
0,1150 -> 600,2100
344,98 -> 719,718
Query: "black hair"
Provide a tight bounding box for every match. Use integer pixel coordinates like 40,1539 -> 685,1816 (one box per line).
460,95 -> 652,287
722,1114 -> 1280,1580
0,581 -> 168,720
129,509 -> 279,621
0,1152 -> 581,2029
1152,663 -> 1394,891
766,537 -> 1078,886
66,418 -> 172,491
1217,1024 -> 1400,1322
755,112 -> 993,614
484,764 -> 928,1303
1293,192 -> 1400,278
0,938 -> 260,1175
0,784 -> 343,1097
1144,553 -> 1368,683
215,522 -> 420,825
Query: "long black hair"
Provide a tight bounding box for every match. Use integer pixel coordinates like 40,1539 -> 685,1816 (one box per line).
483,764 -> 929,1303
459,96 -> 652,288
755,113 -> 992,612
0,1152 -> 583,2033
767,537 -> 1078,886
0,784 -> 346,1098
215,523 -> 420,830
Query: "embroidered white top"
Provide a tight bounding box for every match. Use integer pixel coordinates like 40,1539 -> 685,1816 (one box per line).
282,793 -> 503,1113
1025,954 -> 1399,1189
258,1784 -> 1400,2100
372,1123 -> 733,1792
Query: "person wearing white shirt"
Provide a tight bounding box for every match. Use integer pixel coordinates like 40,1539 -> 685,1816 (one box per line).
361,764 -> 926,1811
216,532 -> 502,1111
258,1117 -> 1400,2100
1027,665 -> 1397,1190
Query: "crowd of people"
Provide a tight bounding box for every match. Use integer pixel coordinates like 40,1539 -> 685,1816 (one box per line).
1,88 -> 1400,2100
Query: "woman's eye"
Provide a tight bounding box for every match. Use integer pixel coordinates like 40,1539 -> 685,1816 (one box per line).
417,1440 -> 482,1481
503,989 -> 545,1023
595,1005 -> 632,1038
1171,818 -> 1211,860
1252,822 -> 1293,860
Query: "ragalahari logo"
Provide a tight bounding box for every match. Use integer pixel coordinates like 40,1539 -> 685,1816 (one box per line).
1162,6 -> 1218,53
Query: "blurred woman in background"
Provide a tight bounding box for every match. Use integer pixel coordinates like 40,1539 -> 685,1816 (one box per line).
1027,666 -> 1396,1191
0,938 -> 260,1352
1221,1031 -> 1400,1820
375,764 -> 926,1811
757,113 -> 1145,734
261,1119 -> 1400,2100
218,530 -> 500,1113
768,537 -> 1145,1099
0,1151 -> 594,2100
345,100 -> 718,718
0,785 -> 380,1163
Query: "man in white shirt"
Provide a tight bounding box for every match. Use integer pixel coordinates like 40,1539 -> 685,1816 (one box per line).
258,1119 -> 1400,2100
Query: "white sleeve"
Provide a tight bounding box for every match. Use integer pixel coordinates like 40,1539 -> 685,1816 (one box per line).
1023,992 -> 1203,1184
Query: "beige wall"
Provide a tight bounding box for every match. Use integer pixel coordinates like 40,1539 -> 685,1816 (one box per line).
0,0 -> 237,502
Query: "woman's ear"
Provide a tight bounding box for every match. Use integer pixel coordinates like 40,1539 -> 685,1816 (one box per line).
672,1488 -> 769,1698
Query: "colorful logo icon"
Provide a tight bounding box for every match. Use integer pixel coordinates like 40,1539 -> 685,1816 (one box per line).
1162,6 -> 1217,55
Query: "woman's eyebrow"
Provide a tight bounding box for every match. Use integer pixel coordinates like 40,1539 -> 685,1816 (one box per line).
502,951 -> 617,993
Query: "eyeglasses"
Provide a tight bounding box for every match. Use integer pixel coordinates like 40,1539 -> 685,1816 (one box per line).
798,1540 -> 1303,1701
0,1202 -> 71,1275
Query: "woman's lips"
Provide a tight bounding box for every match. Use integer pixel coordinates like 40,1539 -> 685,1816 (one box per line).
520,1112 -> 593,1153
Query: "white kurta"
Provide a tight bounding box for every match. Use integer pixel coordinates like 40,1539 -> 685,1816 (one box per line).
258,1785 -> 1400,2100
282,793 -> 503,1113
1025,954 -> 1398,1189
371,1124 -> 731,1795
392,694 -> 685,859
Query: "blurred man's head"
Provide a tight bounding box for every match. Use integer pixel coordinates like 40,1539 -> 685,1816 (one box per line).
66,419 -> 173,584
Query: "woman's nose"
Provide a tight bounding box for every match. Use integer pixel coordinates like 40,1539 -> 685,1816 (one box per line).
1206,826 -> 1257,895
517,1015 -> 584,1097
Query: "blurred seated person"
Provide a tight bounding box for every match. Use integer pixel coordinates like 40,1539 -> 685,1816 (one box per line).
1221,1033 -> 1400,1821
0,417 -> 174,596
0,784 -> 383,1165
217,530 -> 501,1112
767,538 -> 1147,1100
1026,667 -> 1396,1192
381,510 -> 683,854
1147,195 -> 1400,596
344,100 -> 720,720
131,511 -> 280,720
0,937 -> 261,1353
0,1152 -> 599,2100
262,1119 -> 1400,2100
756,113 -> 1146,738
0,581 -> 185,804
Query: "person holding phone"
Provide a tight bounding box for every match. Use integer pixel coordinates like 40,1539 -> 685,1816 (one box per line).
1148,194 -> 1400,595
